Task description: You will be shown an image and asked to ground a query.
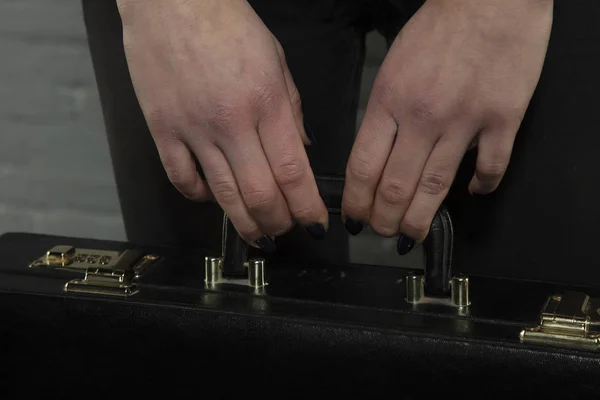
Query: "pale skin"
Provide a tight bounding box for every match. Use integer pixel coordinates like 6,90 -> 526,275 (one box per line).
116,0 -> 554,253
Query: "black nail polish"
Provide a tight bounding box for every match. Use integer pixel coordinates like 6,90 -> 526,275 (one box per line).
397,235 -> 415,255
255,236 -> 276,253
305,223 -> 326,240
345,219 -> 363,235
304,122 -> 317,145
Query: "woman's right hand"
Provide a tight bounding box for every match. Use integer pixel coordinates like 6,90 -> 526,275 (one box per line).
116,0 -> 329,250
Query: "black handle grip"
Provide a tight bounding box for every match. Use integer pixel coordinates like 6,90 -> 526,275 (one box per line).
221,174 -> 454,294
314,174 -> 345,214
313,174 -> 454,294
221,214 -> 248,278
423,205 -> 453,294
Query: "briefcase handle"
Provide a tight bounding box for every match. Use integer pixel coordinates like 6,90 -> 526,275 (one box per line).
221,174 -> 454,295
314,174 -> 453,294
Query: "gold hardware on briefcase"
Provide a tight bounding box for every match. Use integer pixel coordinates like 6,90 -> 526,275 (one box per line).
404,271 -> 471,309
203,213 -> 269,292
204,256 -> 267,291
29,245 -> 160,297
520,291 -> 600,351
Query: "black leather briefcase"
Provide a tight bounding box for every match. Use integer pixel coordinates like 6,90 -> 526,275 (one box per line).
2,178 -> 600,398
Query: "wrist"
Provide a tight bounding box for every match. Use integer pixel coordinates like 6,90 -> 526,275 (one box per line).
427,0 -> 553,10
425,0 -> 553,23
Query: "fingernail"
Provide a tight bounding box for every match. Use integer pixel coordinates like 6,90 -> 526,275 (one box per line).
305,223 -> 326,240
304,122 -> 317,145
344,219 -> 363,235
397,234 -> 415,255
255,236 -> 276,253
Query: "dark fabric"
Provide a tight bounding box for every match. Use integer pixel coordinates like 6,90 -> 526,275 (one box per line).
446,0 -> 600,286
80,0 -> 416,266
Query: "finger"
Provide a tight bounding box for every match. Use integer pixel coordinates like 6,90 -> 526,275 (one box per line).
399,130 -> 472,251
156,138 -> 212,202
468,136 -> 479,151
275,40 -> 312,146
214,125 -> 295,237
342,102 -> 398,234
468,127 -> 516,195
284,73 -> 310,146
255,80 -> 329,237
281,61 -> 311,146
195,143 -> 274,251
368,121 -> 436,238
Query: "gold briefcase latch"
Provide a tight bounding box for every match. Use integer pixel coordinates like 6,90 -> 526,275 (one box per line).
520,291 -> 600,351
29,245 -> 160,297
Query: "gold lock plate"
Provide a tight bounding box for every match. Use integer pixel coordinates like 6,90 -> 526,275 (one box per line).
29,245 -> 160,297
520,291 -> 600,351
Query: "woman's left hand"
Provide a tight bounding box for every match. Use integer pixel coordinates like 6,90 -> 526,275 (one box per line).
342,0 -> 553,253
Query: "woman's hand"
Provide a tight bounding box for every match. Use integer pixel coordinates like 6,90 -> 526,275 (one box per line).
117,0 -> 328,250
342,0 -> 553,253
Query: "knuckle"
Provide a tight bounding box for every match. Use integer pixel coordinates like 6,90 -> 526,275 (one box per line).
160,154 -> 196,196
408,96 -> 444,126
206,103 -> 239,132
289,85 -> 302,112
477,161 -> 507,180
486,107 -> 524,130
144,108 -> 186,144
274,158 -> 306,188
269,219 -> 295,237
371,223 -> 399,238
211,179 -> 239,205
168,171 -> 195,195
251,81 -> 284,111
243,187 -> 278,213
342,198 -> 371,220
167,172 -> 207,202
371,80 -> 395,106
347,150 -> 376,183
378,180 -> 412,206
274,40 -> 287,63
183,191 -> 208,202
401,219 -> 430,239
163,164 -> 186,186
145,107 -> 172,132
237,224 -> 263,242
290,203 -> 319,222
418,171 -> 450,197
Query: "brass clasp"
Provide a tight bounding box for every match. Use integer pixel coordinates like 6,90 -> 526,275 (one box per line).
520,291 -> 600,351
30,245 -> 160,297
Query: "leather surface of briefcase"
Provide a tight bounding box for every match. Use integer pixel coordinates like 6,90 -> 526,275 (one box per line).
2,178 -> 600,398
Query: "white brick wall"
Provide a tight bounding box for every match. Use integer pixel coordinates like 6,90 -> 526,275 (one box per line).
0,0 -> 125,241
